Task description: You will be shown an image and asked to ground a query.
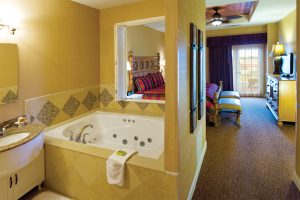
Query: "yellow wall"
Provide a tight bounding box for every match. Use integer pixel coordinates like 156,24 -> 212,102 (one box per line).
127,25 -> 165,59
267,23 -> 278,74
99,0 -> 165,85
0,44 -> 18,88
206,25 -> 267,37
296,1 -> 300,178
0,0 -> 100,122
266,7 -> 300,187
278,9 -> 297,54
165,0 -> 206,198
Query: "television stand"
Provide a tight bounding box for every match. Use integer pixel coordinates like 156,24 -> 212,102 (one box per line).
266,74 -> 296,126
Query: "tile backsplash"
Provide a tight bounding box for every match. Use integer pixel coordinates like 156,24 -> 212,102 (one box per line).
24,84 -> 164,127
99,84 -> 165,116
25,85 -> 100,127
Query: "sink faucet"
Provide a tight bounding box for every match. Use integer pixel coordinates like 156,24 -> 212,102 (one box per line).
75,124 -> 93,143
0,124 -> 10,137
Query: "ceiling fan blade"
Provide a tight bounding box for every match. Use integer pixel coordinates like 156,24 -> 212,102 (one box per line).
223,24 -> 240,28
222,19 -> 231,24
226,15 -> 243,20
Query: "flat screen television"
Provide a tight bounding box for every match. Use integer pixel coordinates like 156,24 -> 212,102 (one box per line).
281,53 -> 294,77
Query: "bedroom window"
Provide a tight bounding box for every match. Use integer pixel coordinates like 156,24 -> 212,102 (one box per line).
114,16 -> 166,103
232,44 -> 265,97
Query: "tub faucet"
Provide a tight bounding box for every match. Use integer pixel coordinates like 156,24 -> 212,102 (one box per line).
75,124 -> 93,143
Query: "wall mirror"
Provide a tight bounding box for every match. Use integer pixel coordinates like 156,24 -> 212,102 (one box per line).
0,43 -> 18,105
115,16 -> 165,104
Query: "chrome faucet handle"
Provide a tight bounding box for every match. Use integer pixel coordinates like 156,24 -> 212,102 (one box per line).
82,133 -> 90,144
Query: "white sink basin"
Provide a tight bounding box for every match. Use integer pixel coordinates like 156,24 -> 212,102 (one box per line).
0,132 -> 30,147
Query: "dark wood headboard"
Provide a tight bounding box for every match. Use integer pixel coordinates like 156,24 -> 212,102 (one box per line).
128,51 -> 160,92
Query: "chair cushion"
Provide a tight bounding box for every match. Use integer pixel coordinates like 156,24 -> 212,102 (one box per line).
220,91 -> 240,99
219,98 -> 242,111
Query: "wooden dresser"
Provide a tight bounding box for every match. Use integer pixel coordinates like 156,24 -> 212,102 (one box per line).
266,74 -> 296,126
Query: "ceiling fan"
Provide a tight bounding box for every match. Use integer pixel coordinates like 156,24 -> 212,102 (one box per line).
207,7 -> 243,26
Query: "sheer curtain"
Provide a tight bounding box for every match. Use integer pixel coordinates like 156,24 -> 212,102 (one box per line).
232,44 -> 265,97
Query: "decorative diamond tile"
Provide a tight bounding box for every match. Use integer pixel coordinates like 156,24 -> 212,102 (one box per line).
135,102 -> 149,111
63,95 -> 80,117
37,101 -> 60,126
118,101 -> 130,110
82,91 -> 97,111
157,104 -> 165,112
2,90 -> 18,104
100,89 -> 113,107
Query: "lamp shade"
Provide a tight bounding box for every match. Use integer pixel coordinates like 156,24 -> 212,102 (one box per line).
269,42 -> 287,57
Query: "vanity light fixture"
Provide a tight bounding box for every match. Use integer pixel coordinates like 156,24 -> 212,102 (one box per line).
0,22 -> 16,35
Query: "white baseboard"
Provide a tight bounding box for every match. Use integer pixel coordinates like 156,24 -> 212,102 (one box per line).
187,141 -> 207,200
293,171 -> 300,191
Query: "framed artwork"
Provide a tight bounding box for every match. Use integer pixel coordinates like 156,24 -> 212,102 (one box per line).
199,29 -> 204,49
197,29 -> 204,120
190,108 -> 197,133
190,23 -> 198,133
190,23 -> 198,111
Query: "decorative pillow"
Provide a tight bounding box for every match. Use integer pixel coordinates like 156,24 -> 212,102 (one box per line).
206,82 -> 219,101
206,100 -> 216,115
150,72 -> 165,87
134,76 -> 154,92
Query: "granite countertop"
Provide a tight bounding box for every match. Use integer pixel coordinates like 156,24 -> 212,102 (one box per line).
0,124 -> 45,153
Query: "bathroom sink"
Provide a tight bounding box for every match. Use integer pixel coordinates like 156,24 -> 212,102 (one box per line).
0,132 -> 30,147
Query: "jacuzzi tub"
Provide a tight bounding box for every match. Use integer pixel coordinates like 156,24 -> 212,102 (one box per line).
44,111 -> 164,159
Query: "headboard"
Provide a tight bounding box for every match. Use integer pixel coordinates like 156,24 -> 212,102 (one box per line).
128,51 -> 160,92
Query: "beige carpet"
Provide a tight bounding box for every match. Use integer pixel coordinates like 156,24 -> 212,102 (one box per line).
193,98 -> 299,200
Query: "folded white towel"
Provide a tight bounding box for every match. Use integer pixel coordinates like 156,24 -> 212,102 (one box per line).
106,148 -> 137,186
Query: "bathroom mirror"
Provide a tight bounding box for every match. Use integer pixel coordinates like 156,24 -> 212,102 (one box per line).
115,16 -> 165,103
0,43 -> 18,105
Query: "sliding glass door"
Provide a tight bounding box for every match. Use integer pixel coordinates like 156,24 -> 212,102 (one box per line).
232,44 -> 265,97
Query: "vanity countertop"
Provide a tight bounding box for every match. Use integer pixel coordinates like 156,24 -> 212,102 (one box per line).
0,124 -> 45,153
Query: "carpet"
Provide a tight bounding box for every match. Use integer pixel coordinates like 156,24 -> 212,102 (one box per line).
193,98 -> 299,200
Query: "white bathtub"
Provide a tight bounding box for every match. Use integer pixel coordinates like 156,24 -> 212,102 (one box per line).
44,112 -> 164,159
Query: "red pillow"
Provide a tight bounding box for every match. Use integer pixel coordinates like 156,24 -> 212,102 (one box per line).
150,72 -> 164,87
134,76 -> 154,92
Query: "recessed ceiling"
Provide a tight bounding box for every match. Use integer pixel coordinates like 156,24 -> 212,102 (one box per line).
206,1 -> 256,29
206,0 -> 296,30
71,0 -> 145,10
206,2 -> 254,19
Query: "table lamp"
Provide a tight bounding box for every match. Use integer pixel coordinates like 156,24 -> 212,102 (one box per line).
269,42 -> 286,75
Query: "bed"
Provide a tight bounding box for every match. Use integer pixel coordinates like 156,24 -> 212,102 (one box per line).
128,51 -> 165,100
